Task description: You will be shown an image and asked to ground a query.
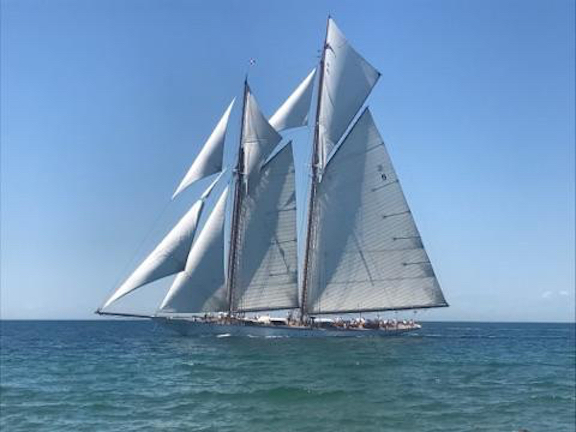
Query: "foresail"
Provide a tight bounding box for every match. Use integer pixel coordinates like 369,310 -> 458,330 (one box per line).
101,175 -> 222,309
172,99 -> 235,199
159,186 -> 229,313
318,19 -> 380,168
306,109 -> 447,313
232,142 -> 299,311
269,69 -> 316,131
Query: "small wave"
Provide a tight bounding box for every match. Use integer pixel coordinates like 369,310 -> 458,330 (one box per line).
216,333 -> 231,338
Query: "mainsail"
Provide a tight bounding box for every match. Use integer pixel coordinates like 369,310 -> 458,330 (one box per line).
101,174 -> 222,309
172,99 -> 235,199
305,109 -> 447,313
227,84 -> 299,312
232,142 -> 299,311
301,17 -> 446,316
159,186 -> 229,313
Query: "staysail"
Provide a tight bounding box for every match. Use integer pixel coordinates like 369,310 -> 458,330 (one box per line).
159,186 -> 229,313
101,175 -> 222,309
172,99 -> 235,198
306,109 -> 447,313
269,69 -> 316,131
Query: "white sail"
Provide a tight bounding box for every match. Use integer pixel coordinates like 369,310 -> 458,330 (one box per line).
159,186 -> 229,313
172,99 -> 235,199
101,176 -> 222,309
242,87 -> 283,182
232,142 -> 298,311
269,69 -> 316,131
318,19 -> 380,167
306,109 -> 447,313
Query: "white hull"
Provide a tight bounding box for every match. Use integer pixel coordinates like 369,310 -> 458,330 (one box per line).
154,317 -> 421,338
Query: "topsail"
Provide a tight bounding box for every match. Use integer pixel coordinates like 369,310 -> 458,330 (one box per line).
318,19 -> 380,168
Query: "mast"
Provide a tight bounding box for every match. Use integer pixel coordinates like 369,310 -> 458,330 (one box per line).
227,78 -> 249,314
300,16 -> 330,320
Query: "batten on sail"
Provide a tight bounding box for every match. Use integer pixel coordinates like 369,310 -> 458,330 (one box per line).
232,142 -> 299,312
269,69 -> 316,132
318,18 -> 380,168
159,186 -> 229,313
101,175 -> 223,309
306,109 -> 447,314
172,99 -> 235,199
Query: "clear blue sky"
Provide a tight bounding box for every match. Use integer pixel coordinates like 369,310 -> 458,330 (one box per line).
1,0 -> 574,321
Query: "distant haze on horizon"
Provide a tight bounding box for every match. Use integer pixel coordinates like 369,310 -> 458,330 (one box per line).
1,0 -> 574,322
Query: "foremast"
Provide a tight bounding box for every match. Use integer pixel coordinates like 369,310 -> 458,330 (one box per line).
226,78 -> 249,314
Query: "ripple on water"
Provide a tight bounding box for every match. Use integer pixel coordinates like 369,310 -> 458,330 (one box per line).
0,321 -> 574,432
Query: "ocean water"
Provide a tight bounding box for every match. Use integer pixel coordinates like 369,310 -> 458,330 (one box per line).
0,321 -> 574,432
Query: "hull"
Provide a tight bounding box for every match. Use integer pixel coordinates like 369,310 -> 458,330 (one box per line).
154,317 -> 421,338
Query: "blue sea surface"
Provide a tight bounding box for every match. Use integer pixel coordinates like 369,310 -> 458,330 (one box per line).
1,321 -> 574,431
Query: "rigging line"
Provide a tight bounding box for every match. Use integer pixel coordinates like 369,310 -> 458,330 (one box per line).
350,230 -> 375,286
296,71 -> 317,289
100,197 -> 173,310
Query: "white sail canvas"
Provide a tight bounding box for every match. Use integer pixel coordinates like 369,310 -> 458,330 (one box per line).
101,176 -> 222,309
269,69 -> 316,131
232,142 -> 299,312
318,19 -> 380,168
242,87 -> 283,183
306,109 -> 447,313
172,99 -> 235,198
159,186 -> 229,313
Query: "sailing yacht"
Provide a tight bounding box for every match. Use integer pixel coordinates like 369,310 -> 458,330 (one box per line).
96,18 -> 448,337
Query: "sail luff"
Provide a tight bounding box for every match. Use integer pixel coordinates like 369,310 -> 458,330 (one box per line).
226,80 -> 249,313
300,16 -> 331,319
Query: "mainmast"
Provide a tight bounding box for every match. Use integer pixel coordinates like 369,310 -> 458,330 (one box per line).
300,16 -> 330,320
227,78 -> 249,314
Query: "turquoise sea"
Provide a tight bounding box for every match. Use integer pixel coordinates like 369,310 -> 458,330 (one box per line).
1,321 -> 574,431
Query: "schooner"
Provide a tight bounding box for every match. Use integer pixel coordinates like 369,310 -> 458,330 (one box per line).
97,18 -> 448,337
